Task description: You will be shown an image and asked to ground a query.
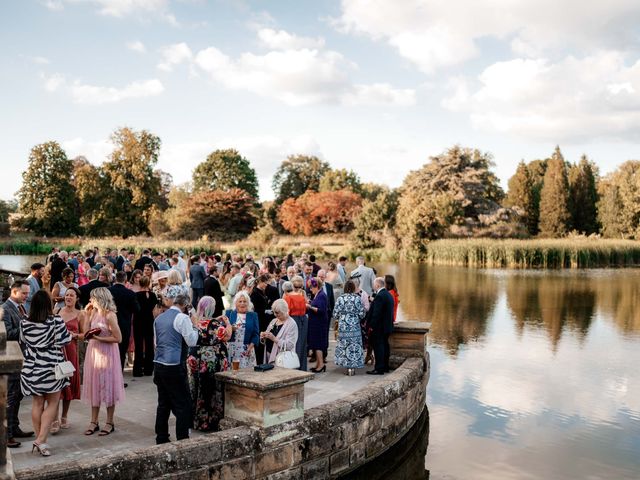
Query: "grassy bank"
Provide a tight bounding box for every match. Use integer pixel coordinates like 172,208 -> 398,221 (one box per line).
425,238 -> 640,268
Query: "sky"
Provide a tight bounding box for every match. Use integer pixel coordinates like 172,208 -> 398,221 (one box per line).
2,0 -> 640,201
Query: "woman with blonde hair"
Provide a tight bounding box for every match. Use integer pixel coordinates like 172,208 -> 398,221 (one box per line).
82,287 -> 124,437
225,291 -> 260,369
167,269 -> 189,297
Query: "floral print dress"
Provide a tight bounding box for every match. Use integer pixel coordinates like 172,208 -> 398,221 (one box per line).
227,314 -> 257,369
187,318 -> 229,431
334,293 -> 366,369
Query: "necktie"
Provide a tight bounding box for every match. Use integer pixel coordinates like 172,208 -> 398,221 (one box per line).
18,305 -> 27,317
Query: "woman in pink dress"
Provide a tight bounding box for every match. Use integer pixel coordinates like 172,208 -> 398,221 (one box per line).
77,256 -> 89,287
81,287 -> 124,436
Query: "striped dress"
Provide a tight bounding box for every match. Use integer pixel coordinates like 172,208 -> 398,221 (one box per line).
20,315 -> 72,396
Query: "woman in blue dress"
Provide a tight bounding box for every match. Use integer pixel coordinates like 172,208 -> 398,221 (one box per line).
333,280 -> 366,375
306,278 -> 328,373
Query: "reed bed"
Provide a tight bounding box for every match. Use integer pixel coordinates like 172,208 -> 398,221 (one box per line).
425,238 -> 640,268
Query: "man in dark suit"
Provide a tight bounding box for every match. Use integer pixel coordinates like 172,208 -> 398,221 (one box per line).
49,250 -> 68,289
203,266 -> 224,317
367,277 -> 395,375
317,270 -> 335,360
1,281 -> 34,447
109,271 -> 140,372
189,256 -> 207,308
115,248 -> 128,272
134,249 -> 157,272
78,268 -> 109,308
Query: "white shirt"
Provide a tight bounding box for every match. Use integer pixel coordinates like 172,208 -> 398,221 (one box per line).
177,256 -> 187,272
166,306 -> 199,348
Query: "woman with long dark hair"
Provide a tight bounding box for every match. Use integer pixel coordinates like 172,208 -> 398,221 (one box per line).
20,290 -> 72,456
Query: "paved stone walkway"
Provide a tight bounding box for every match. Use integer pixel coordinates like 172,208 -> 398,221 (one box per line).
12,337 -> 377,473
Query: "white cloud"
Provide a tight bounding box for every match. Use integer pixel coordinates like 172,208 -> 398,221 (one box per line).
126,40 -> 146,54
442,51 -> 640,142
257,28 -> 325,50
334,0 -> 640,73
41,73 -> 65,92
70,78 -> 164,104
193,37 -> 415,107
157,42 -> 192,71
62,137 -> 113,164
32,56 -> 51,65
42,0 -> 64,11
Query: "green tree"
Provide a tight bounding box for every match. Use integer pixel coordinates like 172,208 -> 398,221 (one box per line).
272,155 -> 330,203
352,187 -> 399,249
526,158 -> 548,233
568,155 -> 599,234
101,127 -> 164,237
360,182 -> 388,202
18,141 -> 80,235
192,149 -> 259,199
539,146 -> 571,237
318,168 -> 362,194
505,161 -> 537,235
597,178 -> 625,238
396,146 -> 504,259
72,156 -> 110,235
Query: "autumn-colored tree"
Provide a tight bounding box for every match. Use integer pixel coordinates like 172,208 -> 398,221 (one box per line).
395,146 -> 504,259
278,189 -> 362,235
319,168 -> 362,194
101,127 -> 165,237
505,161 -> 536,235
192,149 -> 259,199
272,155 -> 330,203
597,161 -> 640,238
568,155 -> 599,234
169,188 -> 256,239
18,141 -> 80,235
539,147 -> 571,237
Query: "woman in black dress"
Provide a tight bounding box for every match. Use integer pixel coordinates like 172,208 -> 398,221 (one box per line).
132,275 -> 157,377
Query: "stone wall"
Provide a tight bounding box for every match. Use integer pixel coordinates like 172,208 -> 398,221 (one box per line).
17,355 -> 429,480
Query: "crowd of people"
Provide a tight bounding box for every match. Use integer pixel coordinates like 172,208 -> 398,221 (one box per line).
1,247 -> 400,455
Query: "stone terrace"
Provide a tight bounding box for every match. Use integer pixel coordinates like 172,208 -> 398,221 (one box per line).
12,340 -> 376,474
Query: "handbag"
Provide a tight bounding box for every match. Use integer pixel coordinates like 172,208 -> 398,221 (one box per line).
275,342 -> 300,369
55,346 -> 76,380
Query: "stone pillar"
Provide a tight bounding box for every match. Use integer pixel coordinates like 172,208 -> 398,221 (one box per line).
0,322 -> 24,480
389,321 -> 431,373
216,368 -> 314,428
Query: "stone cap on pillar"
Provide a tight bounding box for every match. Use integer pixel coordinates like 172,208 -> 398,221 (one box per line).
0,342 -> 24,375
216,367 -> 314,391
392,321 -> 431,334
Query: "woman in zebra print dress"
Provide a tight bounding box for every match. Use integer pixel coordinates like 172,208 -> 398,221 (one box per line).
20,290 -> 72,456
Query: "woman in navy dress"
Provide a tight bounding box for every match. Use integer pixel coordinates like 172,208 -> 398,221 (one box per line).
306,278 -> 328,373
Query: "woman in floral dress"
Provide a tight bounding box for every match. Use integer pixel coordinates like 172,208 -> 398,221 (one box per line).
187,296 -> 231,432
334,280 -> 366,375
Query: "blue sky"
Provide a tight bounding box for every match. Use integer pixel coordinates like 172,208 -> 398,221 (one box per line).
2,0 -> 640,201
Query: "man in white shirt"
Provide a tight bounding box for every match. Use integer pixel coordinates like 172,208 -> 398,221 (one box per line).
153,286 -> 199,444
226,263 -> 243,297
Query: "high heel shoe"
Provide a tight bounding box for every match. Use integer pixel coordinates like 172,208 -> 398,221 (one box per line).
60,417 -> 69,429
32,442 -> 51,456
310,365 -> 326,373
50,420 -> 60,434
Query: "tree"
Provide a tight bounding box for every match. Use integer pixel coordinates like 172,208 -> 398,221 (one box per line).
395,146 -> 504,259
319,168 -> 362,194
18,141 -> 80,235
526,158 -> 548,233
505,161 -> 537,235
169,188 -> 257,239
597,161 -> 640,238
101,127 -> 163,237
352,187 -> 399,249
539,146 -> 571,237
278,189 -> 362,235
72,156 -> 110,235
192,149 -> 259,199
272,155 -> 330,203
568,155 -> 599,234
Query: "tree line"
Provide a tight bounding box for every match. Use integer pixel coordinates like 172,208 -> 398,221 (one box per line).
12,127 -> 640,259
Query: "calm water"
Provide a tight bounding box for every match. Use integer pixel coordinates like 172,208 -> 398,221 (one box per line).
4,256 -> 639,479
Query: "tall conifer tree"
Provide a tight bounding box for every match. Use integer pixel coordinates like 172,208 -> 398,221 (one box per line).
568,155 -> 599,234
506,161 -> 536,234
539,146 -> 571,237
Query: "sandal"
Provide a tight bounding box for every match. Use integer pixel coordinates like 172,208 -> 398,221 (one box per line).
50,420 -> 60,434
60,417 -> 69,429
98,422 -> 115,436
84,422 -> 99,435
32,442 -> 51,456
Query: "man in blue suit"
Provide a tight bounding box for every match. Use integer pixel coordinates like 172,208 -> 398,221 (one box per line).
367,277 -> 394,375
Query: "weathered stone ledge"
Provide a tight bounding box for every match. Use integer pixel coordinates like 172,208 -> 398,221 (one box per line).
16,354 -> 429,480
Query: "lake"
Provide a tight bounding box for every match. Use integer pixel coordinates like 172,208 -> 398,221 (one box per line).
2,256 -> 638,479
